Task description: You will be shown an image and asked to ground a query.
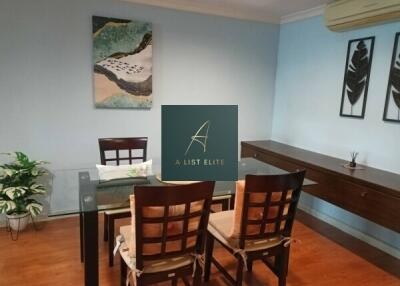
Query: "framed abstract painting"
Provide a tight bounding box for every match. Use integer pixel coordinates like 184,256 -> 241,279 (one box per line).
383,32 -> 400,123
339,37 -> 375,118
92,16 -> 152,109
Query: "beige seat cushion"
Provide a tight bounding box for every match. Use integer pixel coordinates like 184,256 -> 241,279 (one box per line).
119,225 -> 194,274
104,207 -> 130,215
231,180 -> 291,238
128,194 -> 203,257
208,210 -> 283,252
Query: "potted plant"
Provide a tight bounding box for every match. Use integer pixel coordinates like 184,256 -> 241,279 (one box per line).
0,152 -> 48,231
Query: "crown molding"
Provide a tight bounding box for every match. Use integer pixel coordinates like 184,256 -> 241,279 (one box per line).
120,0 -> 280,24
280,4 -> 326,24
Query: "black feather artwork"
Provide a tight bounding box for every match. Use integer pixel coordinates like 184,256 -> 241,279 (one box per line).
390,53 -> 400,113
383,33 -> 400,122
345,40 -> 370,114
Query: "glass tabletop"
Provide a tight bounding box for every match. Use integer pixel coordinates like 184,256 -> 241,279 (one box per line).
47,157 -> 315,216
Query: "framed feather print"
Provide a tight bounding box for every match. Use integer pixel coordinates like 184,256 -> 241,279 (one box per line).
383,32 -> 400,123
340,37 -> 375,118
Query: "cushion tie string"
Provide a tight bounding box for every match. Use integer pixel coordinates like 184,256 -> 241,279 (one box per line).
191,253 -> 205,277
232,249 -> 248,271
231,236 -> 296,272
282,236 -> 300,248
113,235 -> 124,256
126,268 -> 144,286
114,235 -> 143,286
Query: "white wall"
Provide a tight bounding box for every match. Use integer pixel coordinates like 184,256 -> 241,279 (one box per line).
0,0 -> 279,214
272,16 -> 400,256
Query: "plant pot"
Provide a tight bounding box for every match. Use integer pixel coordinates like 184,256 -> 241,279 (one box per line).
6,212 -> 30,232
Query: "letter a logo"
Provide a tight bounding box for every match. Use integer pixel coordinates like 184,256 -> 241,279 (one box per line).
185,120 -> 210,156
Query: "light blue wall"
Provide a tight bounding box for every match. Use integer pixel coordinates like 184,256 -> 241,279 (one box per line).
273,16 -> 400,256
1,0 -> 397,256
0,0 -> 279,214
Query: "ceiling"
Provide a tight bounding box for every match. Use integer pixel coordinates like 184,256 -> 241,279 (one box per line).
121,0 -> 334,23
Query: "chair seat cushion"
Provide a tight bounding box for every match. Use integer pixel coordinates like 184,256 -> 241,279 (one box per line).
104,208 -> 131,215
119,225 -> 193,273
208,210 -> 283,252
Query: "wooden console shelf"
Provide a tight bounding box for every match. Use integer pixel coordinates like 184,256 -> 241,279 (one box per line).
241,140 -> 400,233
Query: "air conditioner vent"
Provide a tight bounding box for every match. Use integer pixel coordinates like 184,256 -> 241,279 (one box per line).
325,0 -> 400,31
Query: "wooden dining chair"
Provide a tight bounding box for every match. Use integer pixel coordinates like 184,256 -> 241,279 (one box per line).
98,137 -> 148,266
204,171 -> 306,286
117,181 -> 215,286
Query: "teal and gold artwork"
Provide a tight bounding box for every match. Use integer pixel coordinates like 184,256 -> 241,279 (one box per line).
93,16 -> 152,109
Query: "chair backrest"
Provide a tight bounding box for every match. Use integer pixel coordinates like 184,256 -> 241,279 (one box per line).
239,171 -> 306,248
133,181 -> 215,269
98,137 -> 147,165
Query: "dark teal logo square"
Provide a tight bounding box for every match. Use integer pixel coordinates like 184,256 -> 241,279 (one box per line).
162,105 -> 238,181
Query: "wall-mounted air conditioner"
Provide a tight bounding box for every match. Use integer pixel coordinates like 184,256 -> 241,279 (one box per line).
325,0 -> 400,31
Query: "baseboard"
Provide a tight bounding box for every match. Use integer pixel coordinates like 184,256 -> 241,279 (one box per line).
0,213 -> 79,228
298,203 -> 400,259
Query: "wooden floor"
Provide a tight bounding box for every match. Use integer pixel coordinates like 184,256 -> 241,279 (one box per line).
0,210 -> 399,286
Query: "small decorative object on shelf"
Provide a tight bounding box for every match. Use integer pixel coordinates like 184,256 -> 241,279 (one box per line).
350,151 -> 358,168
342,152 -> 364,170
0,152 -> 48,240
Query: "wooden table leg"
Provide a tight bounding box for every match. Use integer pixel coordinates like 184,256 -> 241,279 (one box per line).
83,210 -> 99,286
79,211 -> 84,263
230,194 -> 235,210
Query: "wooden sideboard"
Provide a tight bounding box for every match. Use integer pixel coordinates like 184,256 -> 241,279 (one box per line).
241,140 -> 400,233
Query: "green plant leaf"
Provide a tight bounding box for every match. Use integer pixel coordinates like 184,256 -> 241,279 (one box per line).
3,169 -> 15,177
4,187 -> 27,200
30,183 -> 46,194
0,200 -> 16,214
31,168 -> 39,176
0,152 -> 49,213
26,202 -> 43,216
14,152 -> 29,163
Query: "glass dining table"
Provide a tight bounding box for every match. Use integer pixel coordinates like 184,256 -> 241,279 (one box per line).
48,157 -> 316,286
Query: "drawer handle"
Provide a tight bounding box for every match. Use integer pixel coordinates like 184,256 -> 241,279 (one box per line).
360,191 -> 368,198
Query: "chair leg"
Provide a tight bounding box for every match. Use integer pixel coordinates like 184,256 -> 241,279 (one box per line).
108,216 -> 115,267
235,256 -> 244,286
104,213 -> 109,242
247,260 -> 253,272
204,232 -> 214,282
120,257 -> 127,286
182,276 -> 191,286
221,198 -> 229,211
285,250 -> 290,277
193,259 -> 202,286
278,248 -> 290,286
